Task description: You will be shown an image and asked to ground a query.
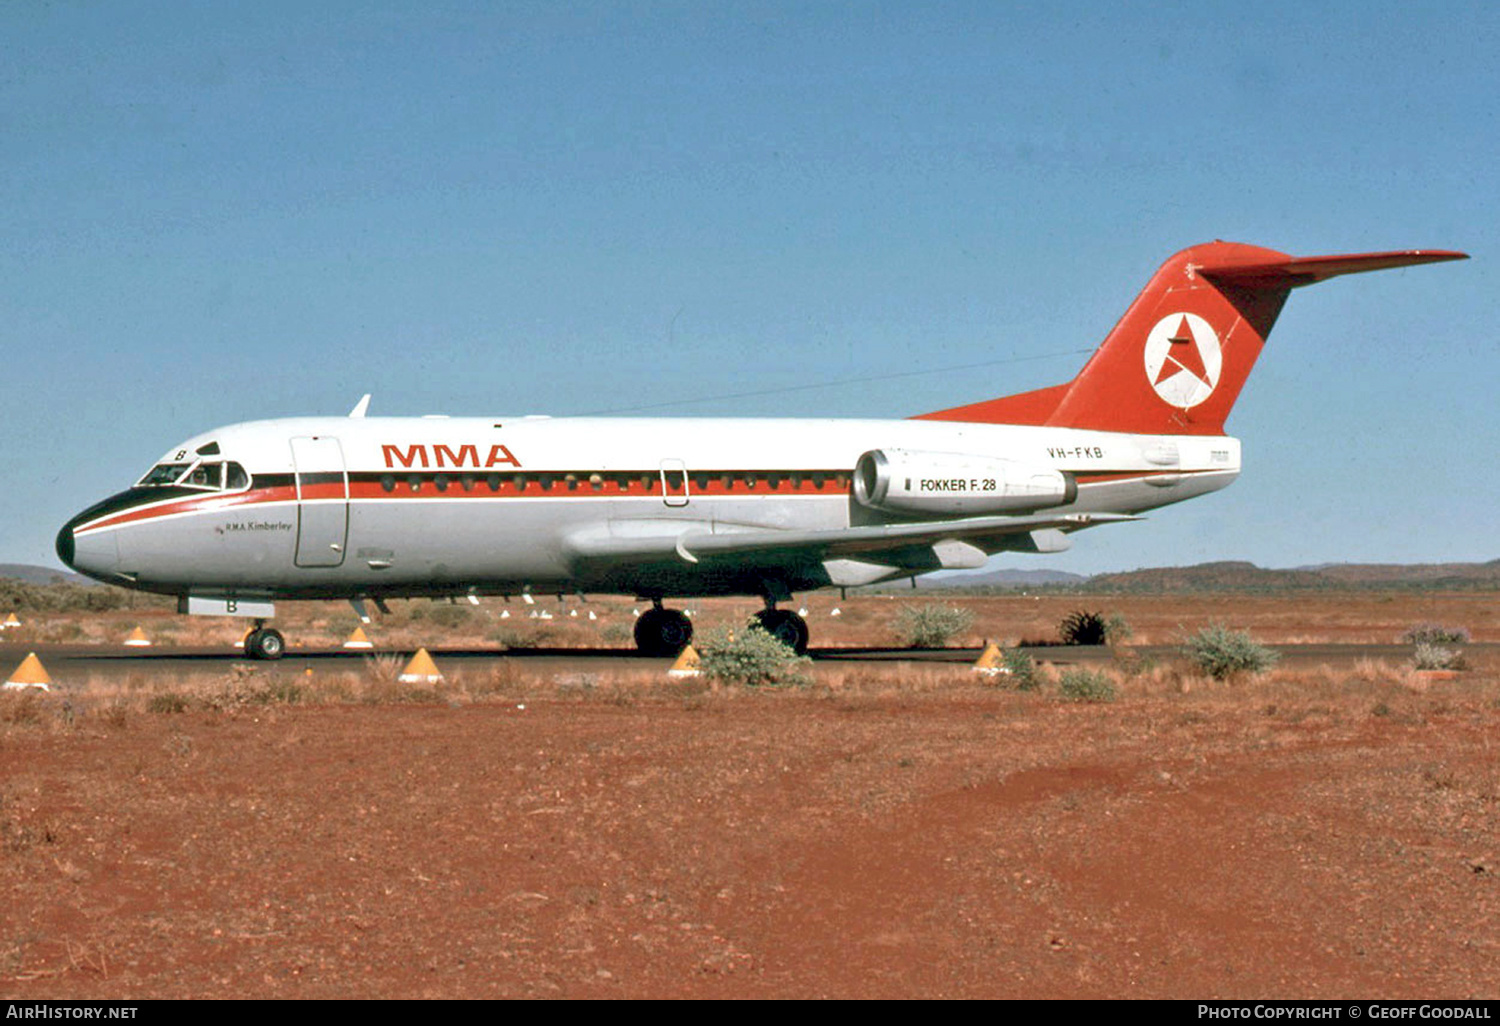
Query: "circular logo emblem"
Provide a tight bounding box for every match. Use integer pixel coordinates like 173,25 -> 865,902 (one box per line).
1143,312 -> 1221,409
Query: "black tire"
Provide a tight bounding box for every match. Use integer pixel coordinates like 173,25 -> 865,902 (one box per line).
754,609 -> 809,655
246,627 -> 286,661
634,608 -> 693,657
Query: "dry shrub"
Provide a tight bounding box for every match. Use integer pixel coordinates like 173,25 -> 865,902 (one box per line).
1347,658 -> 1405,686
1413,644 -> 1465,671
1180,624 -> 1279,680
0,690 -> 47,726
1057,666 -> 1117,703
1400,623 -> 1470,646
893,605 -> 975,648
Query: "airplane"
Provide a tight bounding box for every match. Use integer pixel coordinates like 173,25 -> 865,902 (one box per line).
55,241 -> 1466,660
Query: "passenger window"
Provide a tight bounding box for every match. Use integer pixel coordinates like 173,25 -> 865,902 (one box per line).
380,474 -> 396,493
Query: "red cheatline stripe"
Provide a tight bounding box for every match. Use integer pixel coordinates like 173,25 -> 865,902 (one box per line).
76,467 -> 1225,533
76,487 -> 300,534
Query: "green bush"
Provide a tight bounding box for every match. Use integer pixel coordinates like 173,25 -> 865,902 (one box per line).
894,604 -> 975,648
1400,623 -> 1470,646
1104,613 -> 1133,644
697,625 -> 812,688
1413,643 -> 1465,671
1002,648 -> 1042,691
1180,624 -> 1279,680
1057,667 -> 1116,703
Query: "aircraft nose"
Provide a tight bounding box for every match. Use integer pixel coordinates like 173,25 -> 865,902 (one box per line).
56,521 -> 75,568
56,512 -> 119,580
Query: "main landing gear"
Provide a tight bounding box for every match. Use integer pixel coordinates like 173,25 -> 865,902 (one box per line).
631,598 -> 811,657
244,621 -> 286,661
754,604 -> 809,655
634,600 -> 693,657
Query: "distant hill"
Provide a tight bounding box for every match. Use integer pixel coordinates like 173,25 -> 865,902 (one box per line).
0,563 -> 97,586
1078,559 -> 1500,593
920,559 -> 1500,593
918,568 -> 1088,590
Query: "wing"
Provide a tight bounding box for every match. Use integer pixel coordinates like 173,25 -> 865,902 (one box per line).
564,511 -> 1140,586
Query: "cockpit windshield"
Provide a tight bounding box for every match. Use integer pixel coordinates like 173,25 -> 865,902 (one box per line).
138,463 -> 192,487
136,460 -> 250,491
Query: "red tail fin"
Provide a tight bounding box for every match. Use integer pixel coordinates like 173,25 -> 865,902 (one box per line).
918,241 -> 1466,434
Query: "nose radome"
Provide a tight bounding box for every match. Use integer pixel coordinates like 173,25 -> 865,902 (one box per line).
55,521 -> 76,569
56,514 -> 119,581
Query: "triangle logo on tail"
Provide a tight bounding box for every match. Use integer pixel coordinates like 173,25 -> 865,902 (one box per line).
1143,312 -> 1222,409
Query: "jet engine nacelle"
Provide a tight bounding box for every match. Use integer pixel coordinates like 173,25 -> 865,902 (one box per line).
852,448 -> 1076,516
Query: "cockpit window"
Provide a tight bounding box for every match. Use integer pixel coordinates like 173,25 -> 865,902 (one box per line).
138,463 -> 192,487
136,459 -> 250,491
183,463 -> 222,489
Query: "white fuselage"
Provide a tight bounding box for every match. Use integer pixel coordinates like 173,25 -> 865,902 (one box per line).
60,414 -> 1239,602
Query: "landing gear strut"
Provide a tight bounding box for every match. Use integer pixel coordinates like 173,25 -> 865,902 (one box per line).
244,621 -> 286,661
634,601 -> 693,657
754,605 -> 809,655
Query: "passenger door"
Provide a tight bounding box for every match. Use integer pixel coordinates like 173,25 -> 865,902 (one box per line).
290,436 -> 349,568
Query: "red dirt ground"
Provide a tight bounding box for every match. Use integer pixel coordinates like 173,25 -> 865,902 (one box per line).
2,654 -> 1497,999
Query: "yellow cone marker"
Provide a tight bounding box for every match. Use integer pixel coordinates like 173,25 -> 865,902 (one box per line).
123,626 -> 152,647
398,647 -> 444,684
667,644 -> 702,678
4,652 -> 52,691
234,627 -> 252,649
972,642 -> 1010,677
2,613 -> 21,629
343,626 -> 374,650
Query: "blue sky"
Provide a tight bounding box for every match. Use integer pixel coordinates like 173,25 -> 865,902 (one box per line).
2,1 -> 1495,575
